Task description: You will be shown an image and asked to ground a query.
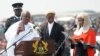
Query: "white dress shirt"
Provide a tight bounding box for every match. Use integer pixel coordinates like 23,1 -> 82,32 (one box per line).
48,22 -> 54,35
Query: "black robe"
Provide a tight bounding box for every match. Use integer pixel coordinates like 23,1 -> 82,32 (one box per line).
40,22 -> 65,56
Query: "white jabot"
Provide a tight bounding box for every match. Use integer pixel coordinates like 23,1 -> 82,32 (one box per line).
74,27 -> 83,36
48,22 -> 54,35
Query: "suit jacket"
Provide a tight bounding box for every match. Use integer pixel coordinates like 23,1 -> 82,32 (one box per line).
5,16 -> 20,32
40,22 -> 65,46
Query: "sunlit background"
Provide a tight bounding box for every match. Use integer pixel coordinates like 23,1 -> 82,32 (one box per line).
0,0 -> 100,21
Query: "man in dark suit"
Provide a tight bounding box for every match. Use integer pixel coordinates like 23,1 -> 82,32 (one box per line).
40,12 -> 65,56
5,2 -> 23,32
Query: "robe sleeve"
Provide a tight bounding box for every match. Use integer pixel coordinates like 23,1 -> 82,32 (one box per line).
84,28 -> 96,47
72,35 -> 83,42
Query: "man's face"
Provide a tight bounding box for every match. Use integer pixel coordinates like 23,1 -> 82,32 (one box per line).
14,9 -> 22,17
21,12 -> 30,24
46,14 -> 55,23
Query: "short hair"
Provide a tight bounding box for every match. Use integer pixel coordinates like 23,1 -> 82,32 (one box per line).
21,11 -> 31,18
46,12 -> 55,17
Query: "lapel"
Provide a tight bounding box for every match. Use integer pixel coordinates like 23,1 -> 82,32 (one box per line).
45,23 -> 49,38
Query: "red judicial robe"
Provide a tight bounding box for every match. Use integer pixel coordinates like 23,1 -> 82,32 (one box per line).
72,28 -> 96,56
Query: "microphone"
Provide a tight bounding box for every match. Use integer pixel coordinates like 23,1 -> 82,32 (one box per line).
0,30 -> 31,55
33,25 -> 36,29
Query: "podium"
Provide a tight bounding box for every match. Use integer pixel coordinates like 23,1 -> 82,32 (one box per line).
15,39 -> 56,56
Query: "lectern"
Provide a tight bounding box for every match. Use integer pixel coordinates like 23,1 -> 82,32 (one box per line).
15,39 -> 56,56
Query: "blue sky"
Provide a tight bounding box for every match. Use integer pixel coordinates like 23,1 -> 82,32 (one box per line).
0,0 -> 100,20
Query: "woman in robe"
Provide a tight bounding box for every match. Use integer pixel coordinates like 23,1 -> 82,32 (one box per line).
71,12 -> 96,56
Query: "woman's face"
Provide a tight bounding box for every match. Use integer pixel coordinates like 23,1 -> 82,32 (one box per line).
77,17 -> 84,26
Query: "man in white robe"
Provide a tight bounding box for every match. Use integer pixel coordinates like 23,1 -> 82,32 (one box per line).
5,11 -> 40,56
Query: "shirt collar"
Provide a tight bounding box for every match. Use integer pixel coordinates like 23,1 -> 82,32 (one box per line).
48,22 -> 54,25
15,16 -> 21,19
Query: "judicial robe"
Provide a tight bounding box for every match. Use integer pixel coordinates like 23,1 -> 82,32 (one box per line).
72,28 -> 96,56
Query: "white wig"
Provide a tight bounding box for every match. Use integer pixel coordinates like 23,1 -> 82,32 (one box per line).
75,12 -> 91,34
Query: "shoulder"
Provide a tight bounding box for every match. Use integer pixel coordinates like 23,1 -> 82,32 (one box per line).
54,22 -> 62,26
40,22 -> 47,28
89,28 -> 96,32
54,22 -> 64,31
10,21 -> 20,27
5,21 -> 20,33
88,28 -> 96,35
28,22 -> 35,28
8,16 -> 15,19
7,16 -> 15,21
28,22 -> 35,26
54,22 -> 64,28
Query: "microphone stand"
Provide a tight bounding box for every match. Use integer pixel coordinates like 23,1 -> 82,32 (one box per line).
0,31 -> 30,55
53,32 -> 69,56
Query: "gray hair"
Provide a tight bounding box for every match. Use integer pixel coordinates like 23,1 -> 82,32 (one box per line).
21,10 -> 31,18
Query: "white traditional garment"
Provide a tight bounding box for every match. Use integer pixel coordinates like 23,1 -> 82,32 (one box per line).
5,21 -> 40,56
